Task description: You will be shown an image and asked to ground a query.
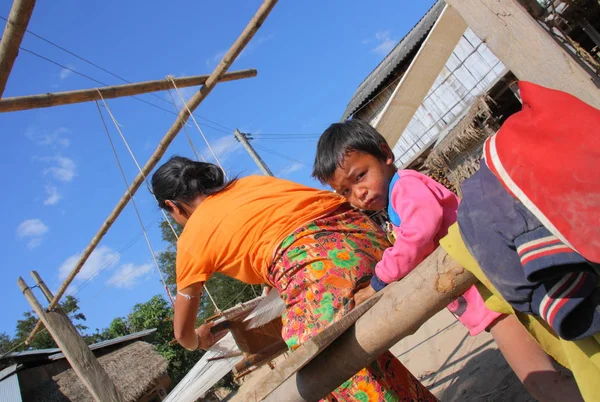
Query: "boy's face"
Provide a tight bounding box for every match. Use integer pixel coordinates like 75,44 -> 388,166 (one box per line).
328,150 -> 396,211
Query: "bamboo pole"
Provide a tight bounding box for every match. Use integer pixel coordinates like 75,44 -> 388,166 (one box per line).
0,0 -> 36,97
30,270 -> 54,302
233,247 -> 476,401
25,0 -> 278,345
0,69 -> 257,112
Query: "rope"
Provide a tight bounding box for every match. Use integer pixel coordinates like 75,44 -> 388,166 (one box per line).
166,88 -> 207,163
95,101 -> 175,307
96,90 -> 180,240
167,76 -> 228,179
95,92 -> 220,312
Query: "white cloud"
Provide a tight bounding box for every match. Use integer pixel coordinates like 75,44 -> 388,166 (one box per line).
59,65 -> 75,80
363,30 -> 397,56
206,33 -> 274,68
40,155 -> 76,182
106,263 -> 153,289
17,219 -> 49,249
58,245 -> 120,282
205,49 -> 227,68
43,185 -> 62,206
26,126 -> 70,148
167,85 -> 198,109
278,162 -> 304,177
203,135 -> 242,162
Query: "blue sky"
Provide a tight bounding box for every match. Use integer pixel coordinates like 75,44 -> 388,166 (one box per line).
1,0 -> 435,337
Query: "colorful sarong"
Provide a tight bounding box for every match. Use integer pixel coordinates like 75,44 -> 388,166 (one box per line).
267,205 -> 437,402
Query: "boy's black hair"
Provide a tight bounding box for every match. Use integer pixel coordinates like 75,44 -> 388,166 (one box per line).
312,119 -> 389,183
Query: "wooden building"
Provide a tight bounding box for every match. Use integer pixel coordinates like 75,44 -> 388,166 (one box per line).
342,0 -> 599,189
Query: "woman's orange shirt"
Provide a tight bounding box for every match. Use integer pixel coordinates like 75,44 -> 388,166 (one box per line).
176,176 -> 345,290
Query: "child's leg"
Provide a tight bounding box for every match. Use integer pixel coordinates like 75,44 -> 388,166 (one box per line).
489,315 -> 583,402
447,285 -> 502,336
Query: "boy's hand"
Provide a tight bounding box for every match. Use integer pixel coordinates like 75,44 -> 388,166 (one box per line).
354,285 -> 377,306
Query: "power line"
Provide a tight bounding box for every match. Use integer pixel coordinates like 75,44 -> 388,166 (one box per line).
3,16 -> 233,134
18,46 -> 234,134
252,143 -> 309,166
251,133 -> 320,137
8,17 -> 320,142
20,47 -> 108,86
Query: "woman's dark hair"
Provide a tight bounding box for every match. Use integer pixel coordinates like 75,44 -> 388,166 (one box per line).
152,156 -> 229,211
312,119 -> 389,184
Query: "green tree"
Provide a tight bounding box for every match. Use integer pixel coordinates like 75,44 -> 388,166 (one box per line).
0,332 -> 15,355
8,295 -> 88,352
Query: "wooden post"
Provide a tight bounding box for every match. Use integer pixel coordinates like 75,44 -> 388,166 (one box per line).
0,0 -> 36,97
27,0 -> 278,344
0,69 -> 257,112
234,247 -> 476,401
30,270 -> 54,302
375,5 -> 467,145
445,0 -> 600,109
18,277 -> 124,402
234,129 -> 274,176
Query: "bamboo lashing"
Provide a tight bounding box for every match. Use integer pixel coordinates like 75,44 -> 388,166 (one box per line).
0,0 -> 36,97
0,69 -> 257,112
25,0 -> 279,345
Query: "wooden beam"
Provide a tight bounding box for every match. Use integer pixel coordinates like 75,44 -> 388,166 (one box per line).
0,0 -> 36,97
18,277 -> 124,402
445,0 -> 600,109
0,69 -> 257,112
26,0 -> 278,345
233,247 -> 476,401
375,5 -> 467,146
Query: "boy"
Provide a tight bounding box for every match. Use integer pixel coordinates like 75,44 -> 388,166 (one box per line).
312,118 -> 583,401
311,119 -> 498,334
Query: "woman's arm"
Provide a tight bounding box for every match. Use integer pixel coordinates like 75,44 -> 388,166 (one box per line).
173,281 -> 225,350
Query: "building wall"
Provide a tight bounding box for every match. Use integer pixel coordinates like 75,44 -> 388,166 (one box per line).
362,29 -> 507,166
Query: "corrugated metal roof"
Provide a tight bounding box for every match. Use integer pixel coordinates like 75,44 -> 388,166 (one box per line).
0,365 -> 22,402
49,328 -> 157,360
1,347 -> 60,359
341,1 -> 445,120
2,328 -> 157,362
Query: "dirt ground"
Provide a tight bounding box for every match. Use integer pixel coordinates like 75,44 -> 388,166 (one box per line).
391,309 -> 535,401
231,308 -> 539,401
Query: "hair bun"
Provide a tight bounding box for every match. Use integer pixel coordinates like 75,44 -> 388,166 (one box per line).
181,161 -> 224,189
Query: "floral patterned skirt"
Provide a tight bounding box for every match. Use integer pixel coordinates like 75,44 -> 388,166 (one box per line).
267,205 -> 437,402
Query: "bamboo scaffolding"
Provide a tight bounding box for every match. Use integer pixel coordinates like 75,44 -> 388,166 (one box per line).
25,0 -> 278,345
0,69 -> 257,112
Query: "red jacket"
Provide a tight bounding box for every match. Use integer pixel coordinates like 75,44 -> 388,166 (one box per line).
483,81 -> 600,262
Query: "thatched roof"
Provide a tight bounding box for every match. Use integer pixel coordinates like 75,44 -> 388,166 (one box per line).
34,341 -> 167,402
424,95 -> 494,173
417,95 -> 496,197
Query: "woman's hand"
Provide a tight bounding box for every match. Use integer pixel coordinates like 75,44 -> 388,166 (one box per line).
354,285 -> 377,306
195,322 -> 228,350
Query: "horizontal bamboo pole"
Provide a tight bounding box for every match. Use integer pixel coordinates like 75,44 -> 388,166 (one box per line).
25,0 -> 279,345
0,0 -> 36,97
235,247 -> 476,401
0,69 -> 257,112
